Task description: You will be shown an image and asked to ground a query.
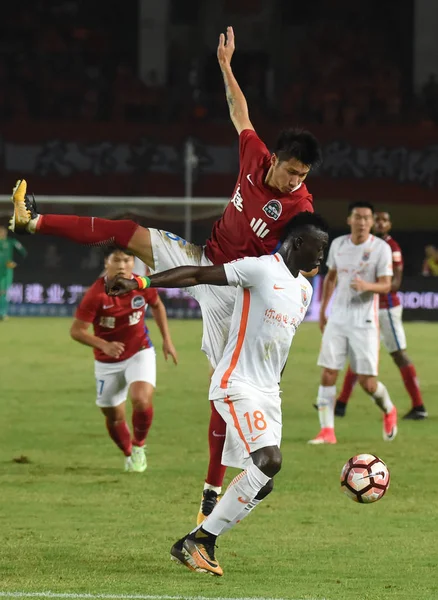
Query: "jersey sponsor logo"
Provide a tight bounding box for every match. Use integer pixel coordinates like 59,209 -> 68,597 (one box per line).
250,217 -> 270,238
246,173 -> 255,186
164,231 -> 188,245
230,184 -> 244,212
262,199 -> 282,220
129,310 -> 143,326
99,316 -> 115,329
132,295 -> 146,309
301,285 -> 309,307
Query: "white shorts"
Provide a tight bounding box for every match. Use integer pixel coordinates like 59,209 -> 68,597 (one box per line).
150,228 -> 236,368
317,320 -> 379,376
94,348 -> 156,408
379,305 -> 407,354
210,384 -> 282,470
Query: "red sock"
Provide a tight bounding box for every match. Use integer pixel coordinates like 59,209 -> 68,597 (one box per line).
106,420 -> 132,456
205,401 -> 227,488
338,366 -> 358,404
400,364 -> 423,408
37,215 -> 138,248
132,407 -> 154,446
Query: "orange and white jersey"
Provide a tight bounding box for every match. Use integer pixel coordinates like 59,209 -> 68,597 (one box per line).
326,235 -> 393,329
210,254 -> 313,396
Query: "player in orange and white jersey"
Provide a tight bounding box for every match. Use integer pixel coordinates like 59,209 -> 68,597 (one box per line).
106,211 -> 329,576
335,211 -> 427,420
309,201 -> 398,445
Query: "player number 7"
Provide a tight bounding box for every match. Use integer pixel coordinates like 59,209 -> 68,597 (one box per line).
97,379 -> 105,396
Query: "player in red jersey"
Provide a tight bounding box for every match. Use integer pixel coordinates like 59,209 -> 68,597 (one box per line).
335,211 -> 427,420
71,247 -> 177,472
9,26 -> 321,518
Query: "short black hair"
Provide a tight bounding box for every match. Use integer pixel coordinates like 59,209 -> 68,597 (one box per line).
348,201 -> 375,215
284,211 -> 329,239
274,128 -> 322,167
102,245 -> 133,259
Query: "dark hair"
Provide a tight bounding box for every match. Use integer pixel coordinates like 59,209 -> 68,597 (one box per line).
348,201 -> 375,215
284,211 -> 329,238
102,245 -> 134,259
274,128 -> 322,167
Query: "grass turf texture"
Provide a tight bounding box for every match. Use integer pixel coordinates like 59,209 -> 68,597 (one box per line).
1,318 -> 437,600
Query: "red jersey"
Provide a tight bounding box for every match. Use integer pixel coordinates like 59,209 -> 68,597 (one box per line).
379,235 -> 403,309
205,129 -> 314,264
75,276 -> 159,363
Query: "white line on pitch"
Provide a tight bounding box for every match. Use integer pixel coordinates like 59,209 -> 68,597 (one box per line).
0,593 -> 326,600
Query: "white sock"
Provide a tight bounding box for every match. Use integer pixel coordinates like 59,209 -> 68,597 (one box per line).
203,483 -> 222,494
371,381 -> 394,414
316,385 -> 336,429
27,215 -> 40,234
201,463 -> 271,536
219,497 -> 263,534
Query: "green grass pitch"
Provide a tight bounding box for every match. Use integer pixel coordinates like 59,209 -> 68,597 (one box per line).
1,318 -> 437,600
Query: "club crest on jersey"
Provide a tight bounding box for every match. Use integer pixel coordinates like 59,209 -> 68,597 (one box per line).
262,200 -> 282,221
301,286 -> 309,307
362,251 -> 370,261
132,295 -> 146,309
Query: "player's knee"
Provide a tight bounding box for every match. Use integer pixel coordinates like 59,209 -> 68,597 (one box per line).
252,446 -> 282,478
255,478 -> 274,500
391,350 -> 410,368
130,383 -> 154,409
358,376 -> 376,395
321,368 -> 338,386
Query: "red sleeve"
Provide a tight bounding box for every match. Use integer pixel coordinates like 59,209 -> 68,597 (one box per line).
75,282 -> 102,322
239,129 -> 270,164
143,287 -> 159,306
390,240 -> 403,266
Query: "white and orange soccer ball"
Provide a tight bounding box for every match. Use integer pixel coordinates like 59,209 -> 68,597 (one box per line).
340,454 -> 390,504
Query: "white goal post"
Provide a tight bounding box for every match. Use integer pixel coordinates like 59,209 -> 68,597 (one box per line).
0,195 -> 229,242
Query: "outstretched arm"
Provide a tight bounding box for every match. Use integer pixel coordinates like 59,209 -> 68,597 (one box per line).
106,265 -> 228,296
218,26 -> 254,134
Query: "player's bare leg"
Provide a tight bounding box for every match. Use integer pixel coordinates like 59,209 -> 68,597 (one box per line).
357,375 -> 398,441
389,350 -> 428,419
129,381 -> 155,472
100,404 -> 134,471
9,179 -> 156,268
308,368 -> 338,444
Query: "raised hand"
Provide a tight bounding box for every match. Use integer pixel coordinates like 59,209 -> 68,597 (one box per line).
217,26 -> 235,69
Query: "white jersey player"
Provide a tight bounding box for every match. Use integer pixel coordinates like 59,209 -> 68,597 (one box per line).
106,211 -> 329,577
309,201 -> 398,445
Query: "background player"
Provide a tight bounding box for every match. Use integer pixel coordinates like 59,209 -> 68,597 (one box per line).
0,225 -> 27,321
106,211 -> 329,576
335,211 -> 427,420
309,202 -> 398,445
9,26 -> 321,520
71,247 -> 177,472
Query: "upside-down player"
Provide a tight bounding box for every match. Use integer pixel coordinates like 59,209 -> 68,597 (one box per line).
335,211 -> 427,420
309,202 -> 398,445
106,211 -> 329,576
71,247 -> 177,471
8,27 -> 321,521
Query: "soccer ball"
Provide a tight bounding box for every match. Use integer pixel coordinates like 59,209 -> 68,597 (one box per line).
340,454 -> 390,504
